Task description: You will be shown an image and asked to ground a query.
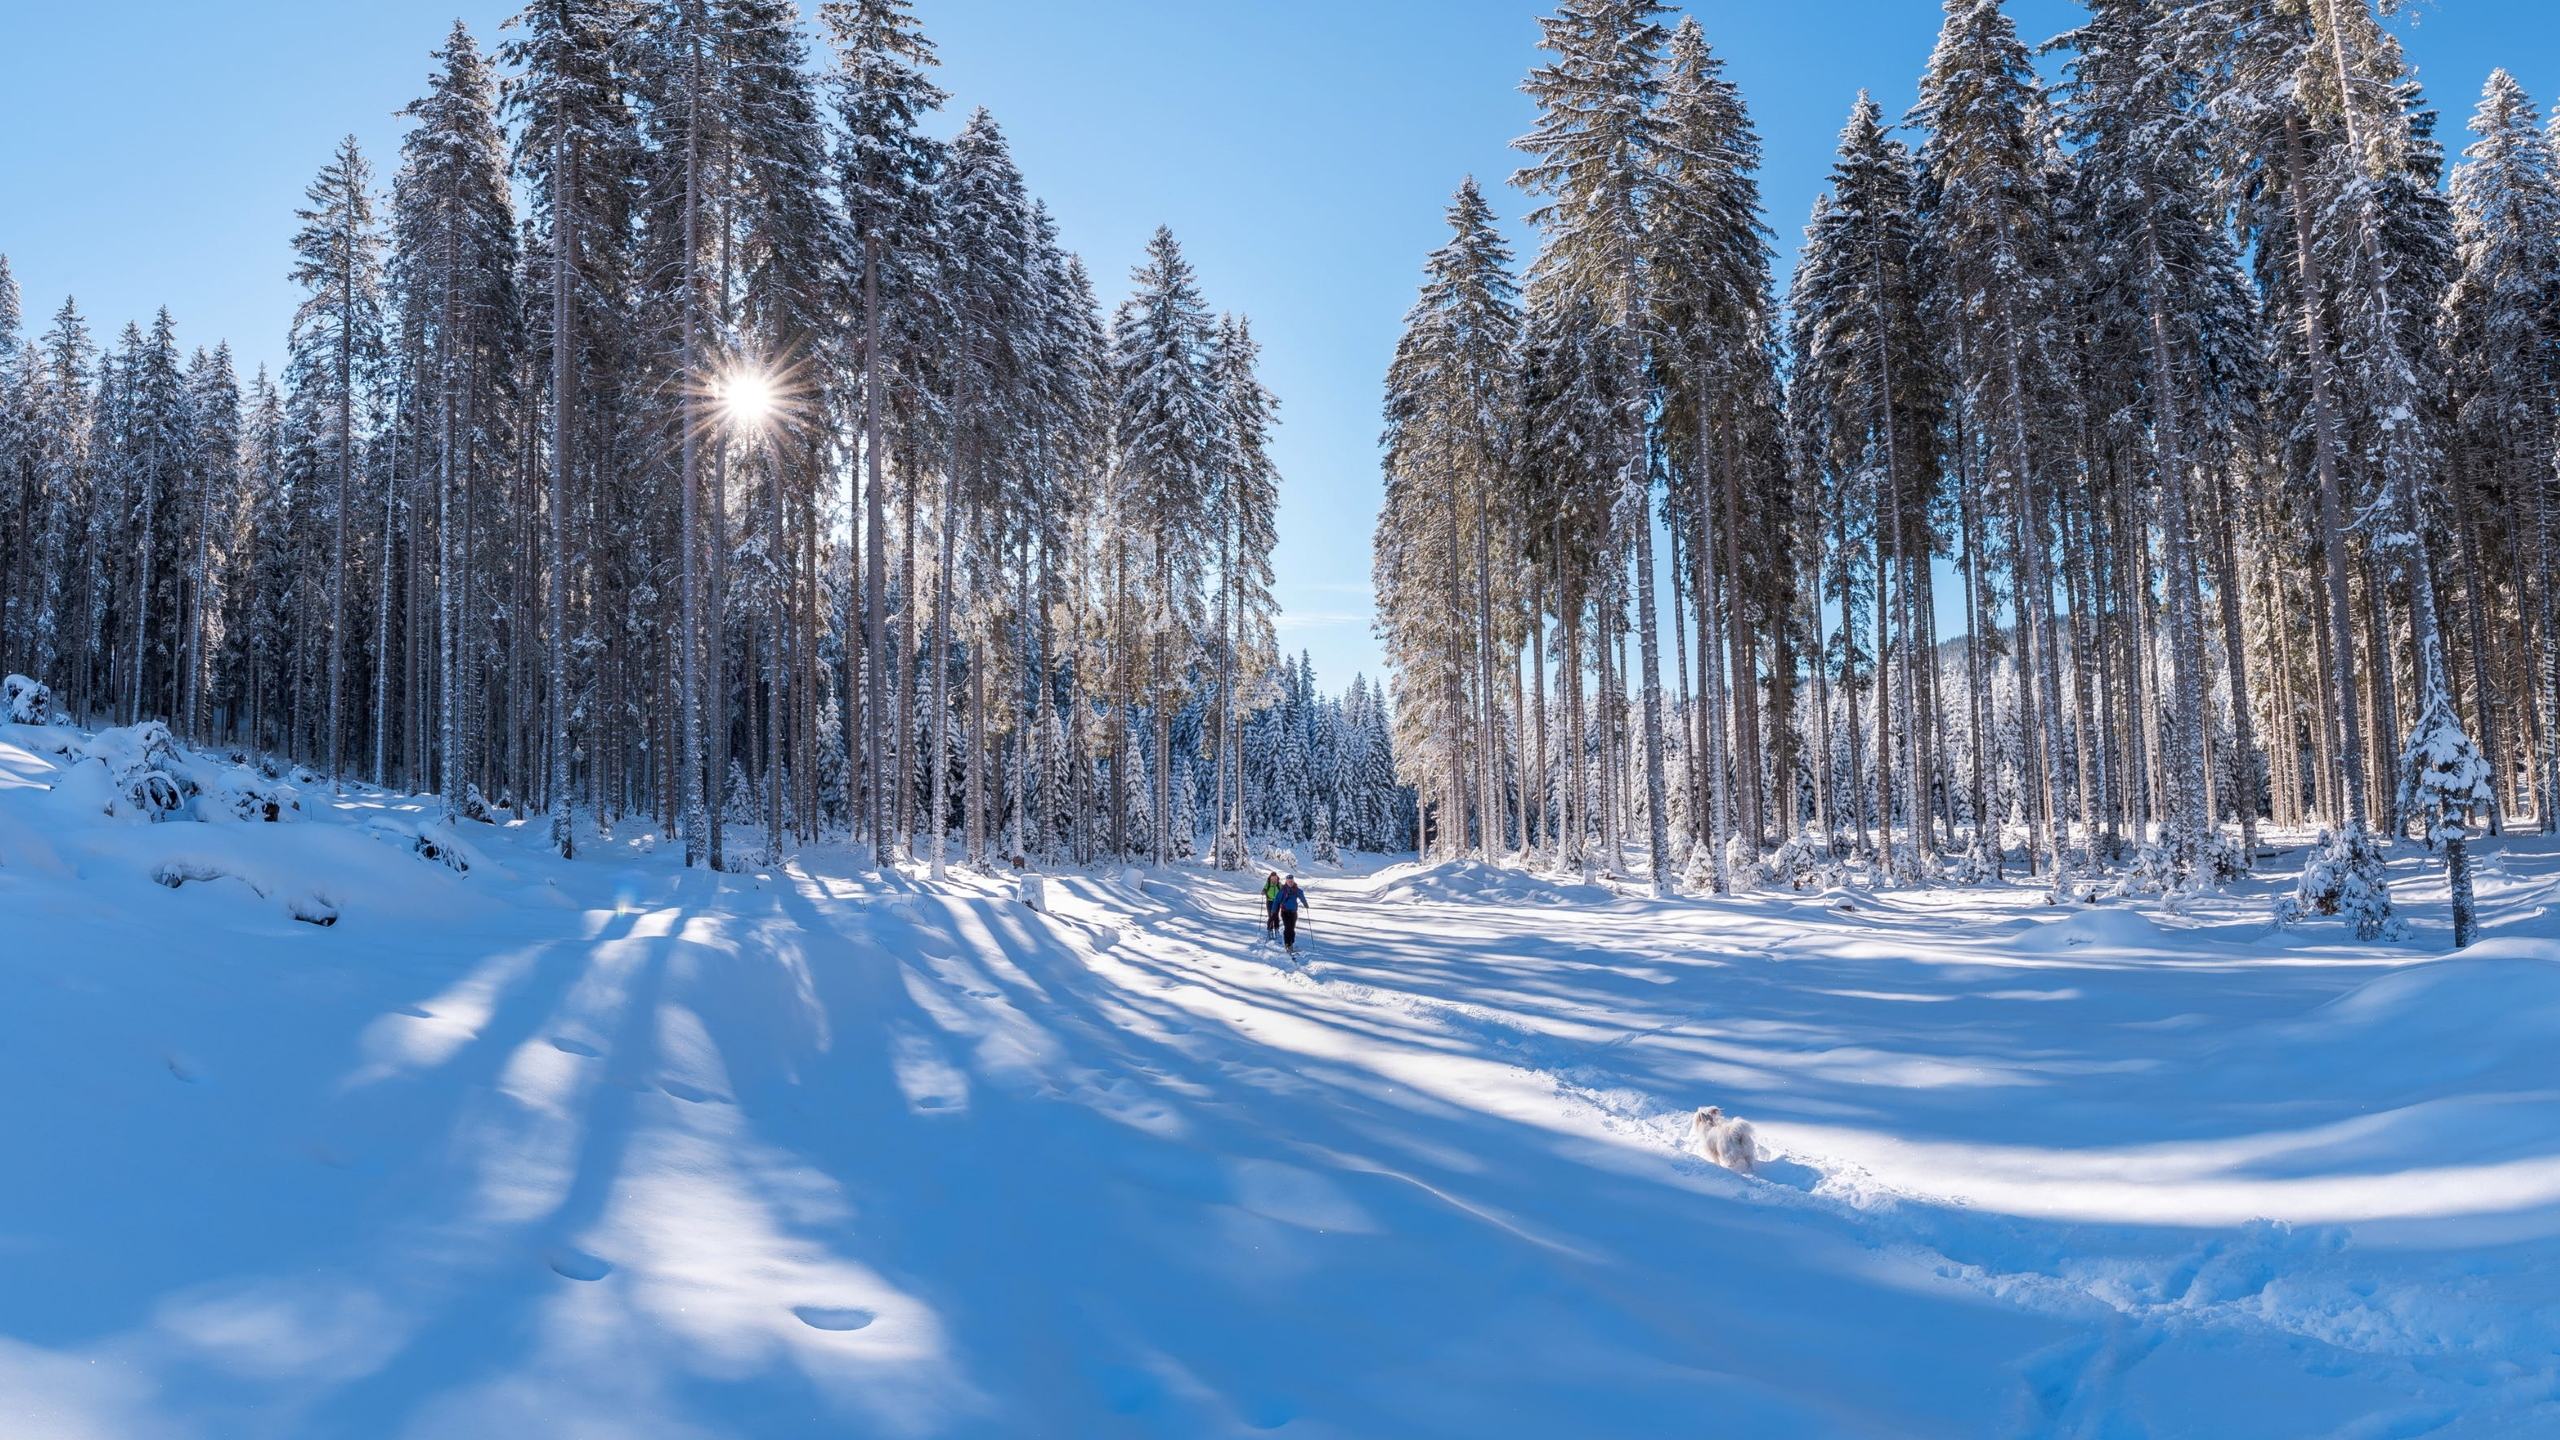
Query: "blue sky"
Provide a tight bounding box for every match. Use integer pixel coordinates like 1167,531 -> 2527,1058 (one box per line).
5,2 -> 2554,692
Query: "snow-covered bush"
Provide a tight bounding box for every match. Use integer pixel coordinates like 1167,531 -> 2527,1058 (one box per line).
2277,823 -> 2402,940
152,860 -> 234,890
208,766 -> 302,823
1768,834 -> 1848,893
361,816 -> 476,874
1724,834 -> 1767,892
81,722 -> 198,822
3,674 -> 55,725
2200,830 -> 2249,885
412,822 -> 472,875
1767,834 -> 1816,891
1681,846 -> 1721,893
2108,843 -> 2180,899
1936,844 -> 1995,886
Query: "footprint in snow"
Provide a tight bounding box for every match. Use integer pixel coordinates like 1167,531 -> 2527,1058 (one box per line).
548,1249 -> 612,1281
548,1036 -> 604,1058
658,1080 -> 729,1104
793,1305 -> 876,1331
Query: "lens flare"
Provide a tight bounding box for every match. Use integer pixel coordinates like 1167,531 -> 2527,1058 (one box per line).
721,370 -> 778,429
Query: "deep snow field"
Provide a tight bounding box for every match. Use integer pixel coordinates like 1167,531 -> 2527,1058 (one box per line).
6,720 -> 2560,1439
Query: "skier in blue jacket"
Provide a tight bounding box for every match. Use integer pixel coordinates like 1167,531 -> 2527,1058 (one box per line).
1277,876 -> 1307,953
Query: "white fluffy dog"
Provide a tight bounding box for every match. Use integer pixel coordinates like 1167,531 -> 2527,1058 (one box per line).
1691,1106 -> 1758,1175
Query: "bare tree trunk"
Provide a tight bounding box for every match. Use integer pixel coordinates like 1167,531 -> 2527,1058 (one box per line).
546,130 -> 575,857
1628,463 -> 1673,895
929,412 -> 959,881
1693,413 -> 1730,890
2141,229 -> 2211,869
680,38 -> 705,861
2285,116 -> 2371,831
1530,572 -> 1550,857
864,241 -> 890,858
1563,595 -> 1586,869
1475,469 -> 1502,858
1807,509 -> 1839,854
709,434 -> 729,869
1957,428 -> 1990,861
896,442 -> 918,859
2209,461 -> 2262,853
1668,506 -> 1696,850
1722,422 -> 1767,854
185,405 -> 214,741
372,369 -> 402,785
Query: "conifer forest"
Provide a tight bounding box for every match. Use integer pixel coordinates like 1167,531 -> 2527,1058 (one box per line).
1376,0 -> 2560,943
17,3 -> 2560,1433
1,0 -> 2554,928
0,0 -> 1414,877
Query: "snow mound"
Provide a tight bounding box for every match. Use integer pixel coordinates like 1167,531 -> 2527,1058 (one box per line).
358,815 -> 477,875
34,722 -> 307,826
2288,945 -> 2560,1057
1370,859 -> 1614,906
2010,904 -> 2173,954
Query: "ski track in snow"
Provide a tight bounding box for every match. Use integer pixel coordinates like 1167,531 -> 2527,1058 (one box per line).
6,723 -> 2560,1436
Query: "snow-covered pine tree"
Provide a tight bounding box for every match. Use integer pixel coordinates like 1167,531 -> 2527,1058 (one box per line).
112,309 -> 193,729
393,19 -> 518,821
822,0 -> 945,858
503,0 -> 633,857
1377,178 -> 1522,865
2444,70 -> 2560,832
1649,17 -> 1777,892
925,108 -> 1032,877
286,136 -> 385,790
2399,676 -> 2493,946
180,343 -> 240,742
1790,94 -> 1942,883
0,257 -> 21,675
1911,4 -> 2073,892
2057,0 -> 2258,881
1514,0 -> 1676,896
1208,313 -> 1280,870
1108,227 -> 1219,867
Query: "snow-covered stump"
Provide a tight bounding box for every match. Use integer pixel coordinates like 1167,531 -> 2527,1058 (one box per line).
1016,873 -> 1049,914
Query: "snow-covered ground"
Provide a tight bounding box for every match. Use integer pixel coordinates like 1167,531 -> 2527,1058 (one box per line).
6,720 -> 2559,1438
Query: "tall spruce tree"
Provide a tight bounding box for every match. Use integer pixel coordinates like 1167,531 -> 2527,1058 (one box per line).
1513,0 -> 1676,893
287,137 -> 385,787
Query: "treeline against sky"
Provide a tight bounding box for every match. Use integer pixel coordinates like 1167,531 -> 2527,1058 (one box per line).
1376,0 -> 2548,935
0,0 -> 1417,872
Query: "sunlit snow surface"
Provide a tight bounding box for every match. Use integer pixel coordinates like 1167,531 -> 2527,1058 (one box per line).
4,722 -> 2559,1437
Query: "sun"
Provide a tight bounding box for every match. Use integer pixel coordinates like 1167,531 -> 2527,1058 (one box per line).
720,370 -> 779,429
